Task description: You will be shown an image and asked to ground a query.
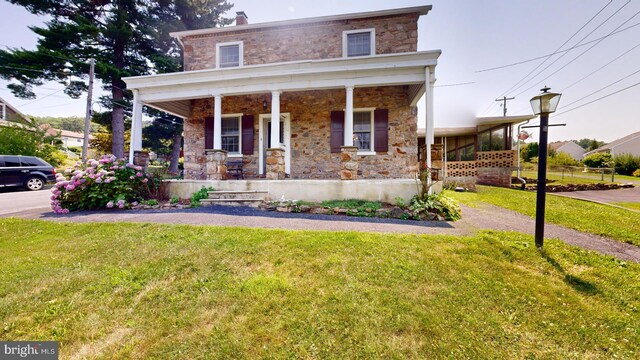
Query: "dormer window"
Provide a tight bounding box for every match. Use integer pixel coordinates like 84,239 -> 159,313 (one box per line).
343,29 -> 375,57
216,41 -> 243,68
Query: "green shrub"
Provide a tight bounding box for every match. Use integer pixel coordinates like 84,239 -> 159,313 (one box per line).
409,193 -> 461,221
190,186 -> 214,207
170,195 -> 179,204
633,169 -> 640,177
548,151 -> 579,167
613,153 -> 640,176
582,153 -> 613,168
51,155 -> 152,213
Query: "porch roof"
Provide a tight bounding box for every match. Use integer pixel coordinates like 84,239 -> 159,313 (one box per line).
122,51 -> 440,118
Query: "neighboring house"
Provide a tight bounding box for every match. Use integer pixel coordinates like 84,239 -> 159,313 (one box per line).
583,130 -> 640,157
0,96 -> 32,128
40,124 -> 93,150
123,6 -> 441,201
548,140 -> 585,161
417,115 -> 534,187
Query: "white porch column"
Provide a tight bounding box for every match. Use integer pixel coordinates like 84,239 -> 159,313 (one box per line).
128,89 -> 143,164
270,90 -> 281,148
344,86 -> 354,146
213,94 -> 222,150
425,67 -> 434,168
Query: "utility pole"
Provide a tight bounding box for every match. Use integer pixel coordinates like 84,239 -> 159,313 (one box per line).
495,96 -> 515,116
82,58 -> 95,163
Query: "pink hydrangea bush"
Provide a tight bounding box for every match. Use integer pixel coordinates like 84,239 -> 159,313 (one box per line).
51,155 -> 152,214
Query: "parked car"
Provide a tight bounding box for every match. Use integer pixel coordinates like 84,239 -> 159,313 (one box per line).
0,155 -> 56,191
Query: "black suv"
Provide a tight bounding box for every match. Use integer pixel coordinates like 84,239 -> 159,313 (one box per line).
0,155 -> 56,191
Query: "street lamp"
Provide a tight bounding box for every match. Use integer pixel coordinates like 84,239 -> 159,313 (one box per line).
529,86 -> 561,248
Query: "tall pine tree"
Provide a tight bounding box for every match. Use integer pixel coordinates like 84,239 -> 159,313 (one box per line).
0,0 -> 233,158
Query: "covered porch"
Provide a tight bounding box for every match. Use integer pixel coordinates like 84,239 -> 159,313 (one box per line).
123,51 -> 440,184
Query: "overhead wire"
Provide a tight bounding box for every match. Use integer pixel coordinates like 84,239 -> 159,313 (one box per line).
554,80 -> 640,117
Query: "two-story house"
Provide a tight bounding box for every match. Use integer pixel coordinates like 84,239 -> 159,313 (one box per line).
123,6 -> 440,202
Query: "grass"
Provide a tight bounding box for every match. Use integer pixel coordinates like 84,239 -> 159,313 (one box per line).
612,202 -> 640,211
520,170 -> 618,185
615,174 -> 640,183
447,186 -> 640,246
1,219 -> 639,358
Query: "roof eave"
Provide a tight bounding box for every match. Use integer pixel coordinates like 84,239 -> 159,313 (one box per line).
170,5 -> 432,40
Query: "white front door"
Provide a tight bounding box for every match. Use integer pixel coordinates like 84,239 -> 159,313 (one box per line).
259,113 -> 291,176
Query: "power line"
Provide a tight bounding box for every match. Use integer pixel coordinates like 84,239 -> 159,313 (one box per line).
481,1 -> 618,116
513,6 -> 640,98
17,88 -> 66,108
555,80 -> 640,117
560,40 -> 640,92
474,20 -> 640,73
502,0 -> 617,97
434,81 -> 475,88
559,67 -> 640,109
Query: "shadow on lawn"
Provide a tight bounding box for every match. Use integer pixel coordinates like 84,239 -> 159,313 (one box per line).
540,249 -> 599,295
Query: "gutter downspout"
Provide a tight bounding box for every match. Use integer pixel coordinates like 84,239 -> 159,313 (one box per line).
516,120 -> 530,190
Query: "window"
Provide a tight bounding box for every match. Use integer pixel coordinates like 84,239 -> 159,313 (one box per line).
460,144 -> 475,161
4,156 -> 20,167
479,126 -> 506,151
221,116 -> 240,153
21,157 -> 44,167
343,29 -> 375,57
353,111 -> 372,151
216,41 -> 243,68
0,104 -> 5,120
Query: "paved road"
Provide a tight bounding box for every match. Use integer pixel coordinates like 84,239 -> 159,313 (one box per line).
552,186 -> 640,205
0,186 -> 51,215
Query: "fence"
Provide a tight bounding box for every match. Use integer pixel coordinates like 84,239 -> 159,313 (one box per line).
519,165 -> 616,182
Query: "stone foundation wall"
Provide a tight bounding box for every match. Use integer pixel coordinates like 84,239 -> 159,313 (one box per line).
183,14 -> 419,71
184,86 -> 417,180
477,167 -> 513,188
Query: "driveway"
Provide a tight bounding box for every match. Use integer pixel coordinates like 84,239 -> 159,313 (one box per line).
552,186 -> 640,205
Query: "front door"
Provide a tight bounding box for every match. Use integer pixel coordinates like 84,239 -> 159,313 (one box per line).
259,113 -> 291,176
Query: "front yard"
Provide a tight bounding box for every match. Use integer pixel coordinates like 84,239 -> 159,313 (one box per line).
448,186 -> 640,246
1,219 -> 639,358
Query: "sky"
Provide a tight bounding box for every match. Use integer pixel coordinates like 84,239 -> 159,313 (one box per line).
1,0 -> 639,143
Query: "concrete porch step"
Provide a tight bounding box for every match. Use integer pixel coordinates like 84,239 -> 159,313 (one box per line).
207,190 -> 269,201
200,198 -> 264,207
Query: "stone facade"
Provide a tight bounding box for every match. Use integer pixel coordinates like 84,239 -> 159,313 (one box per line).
477,167 -> 513,188
266,148 -> 285,180
183,13 -> 419,71
183,86 -> 418,180
340,146 -> 359,180
205,150 -> 228,180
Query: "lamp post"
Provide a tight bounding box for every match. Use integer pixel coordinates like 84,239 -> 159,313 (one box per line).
529,86 -> 562,248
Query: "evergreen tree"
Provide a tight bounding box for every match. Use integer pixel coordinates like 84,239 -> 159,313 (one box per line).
0,0 -> 233,158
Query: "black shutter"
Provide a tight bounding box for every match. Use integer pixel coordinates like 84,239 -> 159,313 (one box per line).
204,116 -> 214,149
330,111 -> 345,153
374,109 -> 388,152
241,115 -> 254,155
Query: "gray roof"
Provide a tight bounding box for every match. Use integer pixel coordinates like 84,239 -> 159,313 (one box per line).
584,130 -> 640,156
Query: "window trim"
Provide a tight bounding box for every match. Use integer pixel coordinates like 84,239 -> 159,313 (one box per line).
220,113 -> 243,157
342,28 -> 376,58
216,41 -> 244,69
353,107 -> 376,155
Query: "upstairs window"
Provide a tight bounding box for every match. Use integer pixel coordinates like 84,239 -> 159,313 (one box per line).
216,41 -> 243,68
343,29 -> 375,57
221,116 -> 240,153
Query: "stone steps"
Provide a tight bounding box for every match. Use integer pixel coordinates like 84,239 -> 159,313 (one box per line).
200,190 -> 270,207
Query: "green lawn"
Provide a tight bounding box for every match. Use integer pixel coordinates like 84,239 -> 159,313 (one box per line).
447,186 -> 640,246
1,219 -> 639,358
612,202 -> 640,211
520,170 -> 617,185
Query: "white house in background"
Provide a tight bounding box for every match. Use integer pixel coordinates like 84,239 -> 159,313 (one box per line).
548,140 -> 585,161
40,124 -> 93,150
584,130 -> 640,157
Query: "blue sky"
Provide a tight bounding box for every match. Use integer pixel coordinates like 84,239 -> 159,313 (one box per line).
1,0 -> 639,143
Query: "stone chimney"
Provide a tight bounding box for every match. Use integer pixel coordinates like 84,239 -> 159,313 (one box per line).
236,11 -> 248,25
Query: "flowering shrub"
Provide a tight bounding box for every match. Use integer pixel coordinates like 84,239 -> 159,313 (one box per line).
51,155 -> 151,214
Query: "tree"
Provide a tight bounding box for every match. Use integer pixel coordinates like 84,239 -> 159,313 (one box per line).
32,115 -> 98,133
520,142 -> 539,163
575,138 -> 605,151
1,0 -> 232,158
583,153 -> 613,168
0,123 -> 66,166
142,114 -> 183,174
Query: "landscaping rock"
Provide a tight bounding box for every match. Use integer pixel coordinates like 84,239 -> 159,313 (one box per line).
298,205 -> 312,213
276,206 -> 292,213
310,207 -> 329,215
389,207 -> 404,219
